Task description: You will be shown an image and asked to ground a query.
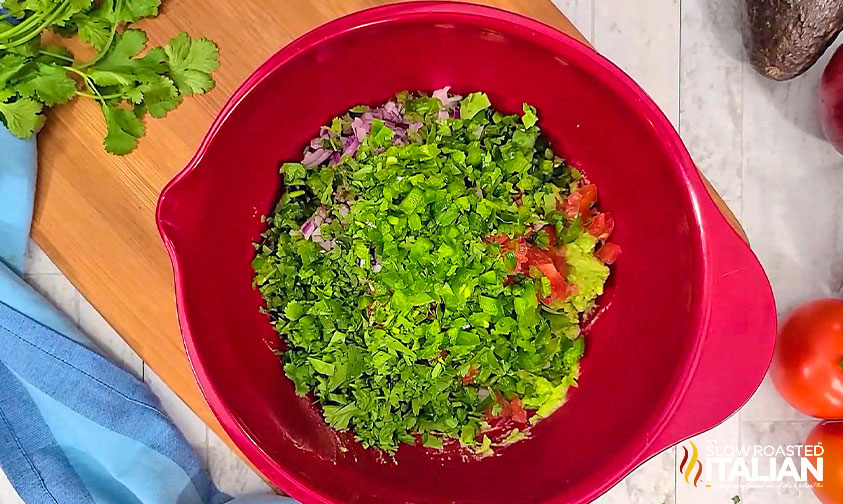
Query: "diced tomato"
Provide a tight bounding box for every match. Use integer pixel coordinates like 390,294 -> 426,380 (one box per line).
595,242 -> 621,265
602,213 -> 615,240
514,243 -> 530,273
462,365 -> 479,385
559,184 -> 598,218
485,231 -> 575,296
543,225 -> 558,248
525,245 -> 552,265
509,397 -> 528,424
579,184 -> 597,208
547,246 -> 568,277
587,212 -> 615,241
536,263 -> 577,302
560,191 -> 581,218
494,392 -> 513,418
536,262 -> 565,289
587,212 -> 604,238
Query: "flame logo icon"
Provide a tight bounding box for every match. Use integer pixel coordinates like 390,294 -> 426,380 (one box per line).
679,441 -> 703,487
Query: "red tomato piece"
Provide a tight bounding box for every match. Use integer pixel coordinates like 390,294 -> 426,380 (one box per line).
595,242 -> 621,265
602,213 -> 615,240
461,365 -> 479,385
536,263 -> 577,302
547,246 -> 568,277
543,225 -> 558,248
494,392 -> 513,418
578,184 -> 597,210
525,245 -> 553,265
559,184 -> 598,218
560,191 -> 582,217
587,212 -> 615,241
509,397 -> 528,424
512,239 -> 529,272
587,212 -> 606,238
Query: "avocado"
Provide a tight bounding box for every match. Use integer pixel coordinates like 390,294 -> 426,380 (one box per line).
745,0 -> 843,81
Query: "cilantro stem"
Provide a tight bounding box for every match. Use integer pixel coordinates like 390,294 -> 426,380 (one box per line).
76,0 -> 123,70
85,77 -> 106,103
0,0 -> 71,49
64,66 -> 88,79
0,10 -> 49,39
64,66 -> 107,103
41,50 -> 74,63
66,62 -> 126,103
76,90 -> 123,100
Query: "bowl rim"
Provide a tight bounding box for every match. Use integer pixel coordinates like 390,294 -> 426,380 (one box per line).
156,2 -> 750,502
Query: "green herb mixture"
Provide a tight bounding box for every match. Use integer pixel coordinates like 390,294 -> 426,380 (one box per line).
252,89 -> 618,453
0,0 -> 219,154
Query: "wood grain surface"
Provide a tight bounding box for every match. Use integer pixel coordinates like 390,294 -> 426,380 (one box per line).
31,0 -> 584,465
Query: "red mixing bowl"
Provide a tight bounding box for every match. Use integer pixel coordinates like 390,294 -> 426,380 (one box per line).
156,3 -> 777,503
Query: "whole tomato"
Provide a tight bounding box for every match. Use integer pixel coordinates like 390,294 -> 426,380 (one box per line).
807,421 -> 843,504
771,299 -> 843,419
821,45 -> 843,156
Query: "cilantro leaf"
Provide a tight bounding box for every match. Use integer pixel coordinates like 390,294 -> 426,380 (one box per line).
323,404 -> 361,430
460,91 -> 491,120
16,63 -> 76,105
163,33 -> 220,95
117,0 -> 161,23
90,29 -> 163,77
75,14 -> 112,51
102,104 -> 144,154
0,54 -> 29,87
0,97 -> 44,138
522,103 -> 538,128
134,76 -> 180,118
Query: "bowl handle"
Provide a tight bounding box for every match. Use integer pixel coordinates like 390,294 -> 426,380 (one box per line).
642,195 -> 776,458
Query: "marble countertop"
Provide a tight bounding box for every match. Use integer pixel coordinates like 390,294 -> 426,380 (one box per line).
2,0 -> 841,503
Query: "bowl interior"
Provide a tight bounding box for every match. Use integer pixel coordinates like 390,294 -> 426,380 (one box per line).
159,9 -> 704,504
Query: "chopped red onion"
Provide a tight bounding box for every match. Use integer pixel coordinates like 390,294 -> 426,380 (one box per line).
343,135 -> 361,156
302,148 -> 332,167
301,220 -> 316,239
352,117 -> 371,141
433,86 -> 462,109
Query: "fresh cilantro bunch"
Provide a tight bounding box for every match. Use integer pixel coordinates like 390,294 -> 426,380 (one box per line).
0,0 -> 219,154
253,91 -> 612,454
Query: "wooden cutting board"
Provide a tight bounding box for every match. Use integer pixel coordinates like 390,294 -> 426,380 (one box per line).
31,0 -> 585,466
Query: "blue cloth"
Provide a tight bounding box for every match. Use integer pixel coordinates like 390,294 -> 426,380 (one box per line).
0,127 -> 35,275
0,127 -> 297,504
